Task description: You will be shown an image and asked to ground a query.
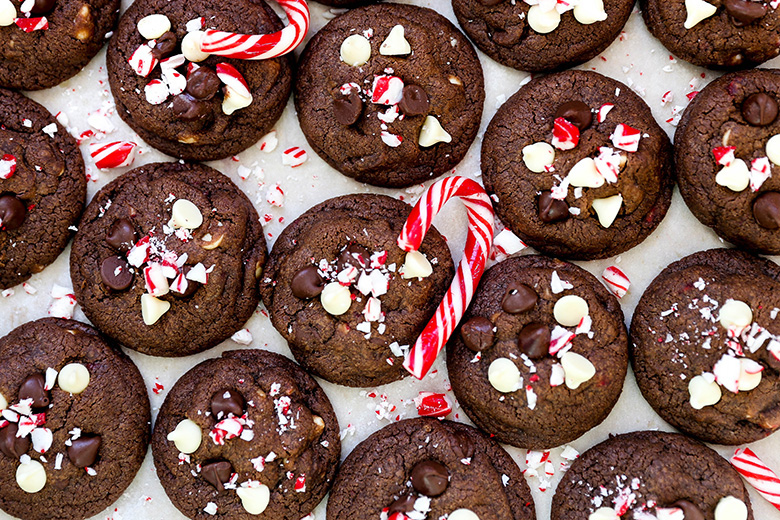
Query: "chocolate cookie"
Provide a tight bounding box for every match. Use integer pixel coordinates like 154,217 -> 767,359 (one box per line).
259,194 -> 454,387
294,3 -> 485,188
447,255 -> 628,449
0,318 -> 150,520
675,69 -> 780,254
482,70 -> 674,260
0,0 -> 118,90
327,417 -> 535,520
106,0 -> 293,161
0,89 -> 86,290
552,431 -> 754,520
641,0 -> 780,69
70,161 -> 266,357
630,248 -> 780,445
452,0 -> 633,72
152,349 -> 340,520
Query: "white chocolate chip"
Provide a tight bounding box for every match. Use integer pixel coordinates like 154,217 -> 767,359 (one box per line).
522,142 -> 555,172
0,0 -> 17,26
137,14 -> 171,39
0,392 -> 6,410
738,358 -> 763,391
683,0 -> 717,29
553,295 -> 589,327
718,299 -> 752,332
320,282 -> 352,316
16,459 -> 46,493
588,508 -> 620,520
171,199 -> 203,229
141,293 -> 171,326
340,34 -> 371,66
401,251 -> 433,279
714,496 -> 748,520
448,509 -> 480,520
181,31 -> 210,62
591,194 -> 623,228
57,363 -> 90,394
488,358 -> 522,393
167,419 -> 202,454
715,158 -> 750,192
560,352 -> 596,389
419,116 -> 452,147
573,0 -> 608,24
527,4 -> 561,33
236,483 -> 270,515
688,373 -> 721,409
767,134 -> 780,166
567,157 -> 605,188
379,24 -> 411,56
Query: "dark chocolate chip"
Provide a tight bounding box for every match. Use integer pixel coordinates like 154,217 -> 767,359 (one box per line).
451,429 -> 474,460
672,500 -> 705,520
100,256 -> 133,291
518,322 -> 550,360
742,93 -> 778,126
460,316 -> 494,352
202,460 -> 233,492
0,424 -> 31,458
0,194 -> 27,231
172,93 -> 208,122
538,191 -> 569,223
151,31 -> 177,59
388,493 -> 418,514
18,373 -> 50,409
338,244 -> 370,271
501,282 -> 538,314
753,192 -> 780,229
399,85 -> 430,116
554,101 -> 592,130
29,0 -> 55,15
410,460 -> 449,497
105,218 -> 136,253
67,435 -> 101,467
334,92 -> 363,126
186,67 -> 221,101
725,0 -> 767,25
211,389 -> 245,419
291,265 -> 325,299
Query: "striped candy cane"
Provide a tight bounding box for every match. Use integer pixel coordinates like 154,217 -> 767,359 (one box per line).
399,176 -> 495,380
730,447 -> 780,512
200,0 -> 310,60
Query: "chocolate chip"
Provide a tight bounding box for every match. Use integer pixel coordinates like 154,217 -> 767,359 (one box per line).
399,85 -> 430,116
202,460 -> 233,492
0,424 -> 31,458
672,500 -> 705,520
334,91 -> 363,126
18,373 -> 50,409
105,218 -> 137,253
388,493 -> 418,514
0,194 -> 27,231
100,256 -> 133,291
450,430 -> 474,460
151,31 -> 177,59
554,101 -> 592,130
291,265 -> 325,299
211,389 -> 245,419
538,191 -> 569,223
186,67 -> 221,101
29,0 -> 55,15
410,460 -> 449,497
742,93 -> 778,126
67,435 -> 101,467
725,0 -> 767,25
172,93 -> 209,122
501,282 -> 538,314
338,244 -> 370,271
460,316 -> 494,352
753,192 -> 780,229
518,322 -> 550,360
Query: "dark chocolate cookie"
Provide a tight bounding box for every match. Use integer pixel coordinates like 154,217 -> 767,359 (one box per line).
447,255 -> 628,449
641,0 -> 780,69
107,0 -> 293,161
70,161 -> 267,357
552,430 -> 754,520
630,248 -> 780,445
259,194 -> 454,387
0,0 -> 118,90
482,70 -> 674,260
152,349 -> 341,520
294,3 -> 485,188
327,417 -> 536,520
0,89 -> 86,289
452,0 -> 633,72
0,318 -> 150,520
675,69 -> 780,254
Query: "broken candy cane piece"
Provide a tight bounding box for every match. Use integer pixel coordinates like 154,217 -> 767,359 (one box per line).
601,266 -> 630,298
0,154 -> 16,179
414,392 -> 452,417
713,146 -> 736,167
552,117 -> 580,150
216,63 -> 253,115
610,123 -> 641,152
730,447 -> 780,512
128,44 -> 158,77
89,141 -> 136,169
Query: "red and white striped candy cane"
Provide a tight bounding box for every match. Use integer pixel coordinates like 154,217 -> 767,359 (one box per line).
199,0 -> 309,60
730,447 -> 780,512
399,176 -> 494,380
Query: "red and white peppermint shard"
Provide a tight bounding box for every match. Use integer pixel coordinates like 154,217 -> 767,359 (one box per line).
89,141 -> 136,169
399,176 -> 495,379
282,147 -> 307,167
749,157 -> 772,192
601,265 -> 630,298
0,154 -> 16,179
371,75 -> 404,105
215,63 -> 251,99
200,0 -> 310,60
551,117 -> 580,150
712,146 -> 736,167
730,447 -> 780,512
414,392 -> 452,417
128,44 -> 158,77
14,16 -> 48,32
597,103 -> 614,123
611,123 -> 641,152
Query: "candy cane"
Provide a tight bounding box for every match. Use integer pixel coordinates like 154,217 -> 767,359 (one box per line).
199,0 -> 309,60
399,176 -> 495,380
730,447 -> 780,512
